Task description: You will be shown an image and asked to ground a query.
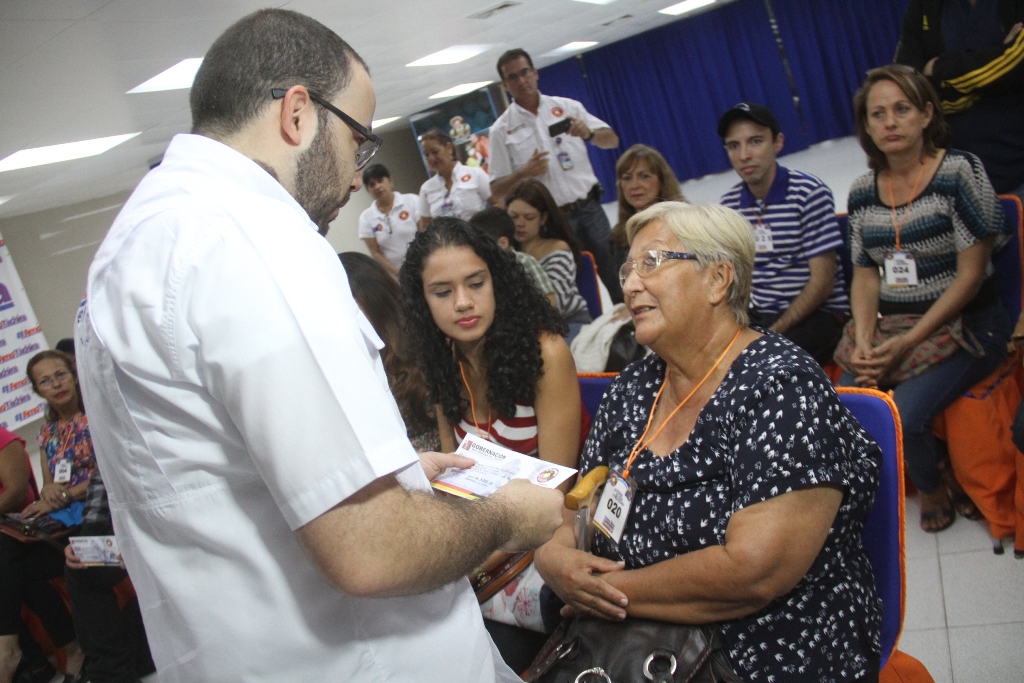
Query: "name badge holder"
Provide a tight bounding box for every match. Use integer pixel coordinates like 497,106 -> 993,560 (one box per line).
555,138 -> 574,171
54,459 -> 72,484
594,328 -> 744,545
753,205 -> 773,253
884,251 -> 919,287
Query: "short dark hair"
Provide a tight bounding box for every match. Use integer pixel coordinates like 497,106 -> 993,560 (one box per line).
418,128 -> 453,149
190,9 -> 368,139
362,164 -> 390,186
497,49 -> 534,80
469,207 -> 516,243
853,64 -> 949,172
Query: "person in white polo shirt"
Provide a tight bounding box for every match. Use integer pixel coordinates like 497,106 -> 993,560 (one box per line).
416,129 -> 492,228
488,48 -> 623,303
73,9 -> 563,682
718,102 -> 849,365
357,163 -> 419,278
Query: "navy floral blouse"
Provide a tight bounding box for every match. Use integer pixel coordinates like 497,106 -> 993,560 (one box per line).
583,333 -> 883,682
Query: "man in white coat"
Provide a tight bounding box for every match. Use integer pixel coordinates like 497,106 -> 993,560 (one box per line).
74,9 -> 562,682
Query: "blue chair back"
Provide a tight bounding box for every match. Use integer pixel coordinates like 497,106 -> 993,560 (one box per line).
576,251 -> 603,318
836,213 -> 854,298
578,373 -> 616,422
836,388 -> 905,669
993,195 -> 1024,322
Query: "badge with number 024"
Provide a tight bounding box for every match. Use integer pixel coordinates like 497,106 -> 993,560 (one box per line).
593,470 -> 636,544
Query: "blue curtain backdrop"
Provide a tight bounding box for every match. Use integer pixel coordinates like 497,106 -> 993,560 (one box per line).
536,0 -> 907,196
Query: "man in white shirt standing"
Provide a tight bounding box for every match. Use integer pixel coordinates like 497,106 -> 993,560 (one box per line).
74,10 -> 563,683
357,163 -> 419,279
488,49 -> 623,303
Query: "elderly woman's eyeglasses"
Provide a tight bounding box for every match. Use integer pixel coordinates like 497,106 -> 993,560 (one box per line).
619,250 -> 698,286
36,369 -> 71,390
271,88 -> 382,171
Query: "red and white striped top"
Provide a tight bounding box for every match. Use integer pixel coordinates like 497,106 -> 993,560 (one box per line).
455,403 -> 539,456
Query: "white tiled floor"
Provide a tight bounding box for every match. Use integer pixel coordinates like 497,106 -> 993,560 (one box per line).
899,494 -> 1024,683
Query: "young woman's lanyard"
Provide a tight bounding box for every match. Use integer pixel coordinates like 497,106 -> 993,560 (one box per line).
458,359 -> 491,441
593,327 -> 743,543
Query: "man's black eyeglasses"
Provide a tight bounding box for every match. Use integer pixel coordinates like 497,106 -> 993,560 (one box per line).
271,88 -> 382,170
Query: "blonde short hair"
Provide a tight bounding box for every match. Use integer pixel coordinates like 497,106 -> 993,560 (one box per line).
625,202 -> 754,326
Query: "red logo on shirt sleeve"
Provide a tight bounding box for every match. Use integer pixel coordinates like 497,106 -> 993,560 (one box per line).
399,210 -> 410,221
551,107 -> 564,117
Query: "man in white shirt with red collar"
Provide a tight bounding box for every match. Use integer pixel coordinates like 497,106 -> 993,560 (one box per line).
74,9 -> 562,683
488,48 -> 623,302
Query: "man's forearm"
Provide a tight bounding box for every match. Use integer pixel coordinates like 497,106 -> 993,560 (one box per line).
590,127 -> 618,150
490,168 -> 530,199
772,255 -> 836,333
298,476 -> 514,598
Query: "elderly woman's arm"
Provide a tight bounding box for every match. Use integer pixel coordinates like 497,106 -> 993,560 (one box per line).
604,485 -> 842,622
538,484 -> 842,622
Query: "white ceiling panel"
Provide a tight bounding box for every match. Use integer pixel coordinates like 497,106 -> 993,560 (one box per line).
0,0 -> 736,222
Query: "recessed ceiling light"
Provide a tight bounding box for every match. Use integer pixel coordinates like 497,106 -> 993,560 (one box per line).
0,133 -> 141,173
572,0 -> 618,4
428,82 -> 493,100
542,41 -> 599,57
659,0 -> 716,16
0,196 -> 13,207
128,58 -> 204,93
371,117 -> 400,129
407,45 -> 491,67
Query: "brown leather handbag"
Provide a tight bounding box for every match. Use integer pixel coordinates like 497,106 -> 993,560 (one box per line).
523,615 -> 740,683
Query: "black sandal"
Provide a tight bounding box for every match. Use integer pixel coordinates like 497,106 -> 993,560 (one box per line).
948,487 -> 984,521
920,504 -> 955,533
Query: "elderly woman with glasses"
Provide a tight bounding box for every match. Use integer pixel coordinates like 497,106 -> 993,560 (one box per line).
534,202 -> 884,682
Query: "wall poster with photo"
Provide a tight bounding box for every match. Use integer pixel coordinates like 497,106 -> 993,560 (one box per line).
409,88 -> 500,175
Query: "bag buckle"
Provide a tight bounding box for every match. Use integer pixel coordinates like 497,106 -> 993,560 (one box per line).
574,668 -> 612,683
643,650 -> 678,681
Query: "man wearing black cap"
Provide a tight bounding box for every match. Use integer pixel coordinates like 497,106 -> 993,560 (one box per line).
718,103 -> 849,365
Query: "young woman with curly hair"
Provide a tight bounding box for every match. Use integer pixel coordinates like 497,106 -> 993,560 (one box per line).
400,217 -> 587,670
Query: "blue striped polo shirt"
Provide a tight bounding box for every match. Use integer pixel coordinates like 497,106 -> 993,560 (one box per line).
721,166 -> 849,314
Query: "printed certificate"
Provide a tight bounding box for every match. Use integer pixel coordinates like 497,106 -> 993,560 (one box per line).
431,434 -> 577,499
68,535 -> 122,567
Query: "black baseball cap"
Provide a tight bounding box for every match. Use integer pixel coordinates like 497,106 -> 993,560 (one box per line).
717,102 -> 781,138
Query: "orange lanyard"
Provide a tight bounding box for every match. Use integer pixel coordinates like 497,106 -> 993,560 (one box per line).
458,359 -> 492,440
622,328 -> 742,479
886,161 -> 926,251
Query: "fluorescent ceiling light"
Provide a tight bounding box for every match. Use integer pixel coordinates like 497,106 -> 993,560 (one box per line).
542,41 -> 599,57
128,57 -> 203,93
429,82 -> 493,100
407,45 -> 491,67
0,196 -> 13,207
572,0 -> 618,4
371,116 -> 401,129
0,133 -> 141,173
659,0 -> 715,16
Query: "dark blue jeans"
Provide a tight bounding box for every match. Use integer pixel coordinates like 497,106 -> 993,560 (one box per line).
565,197 -> 623,303
840,304 -> 1012,493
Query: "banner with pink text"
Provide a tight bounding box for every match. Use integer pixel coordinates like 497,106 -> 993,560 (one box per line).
0,233 -> 49,429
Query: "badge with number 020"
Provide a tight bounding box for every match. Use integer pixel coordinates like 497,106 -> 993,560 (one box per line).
593,470 -> 636,544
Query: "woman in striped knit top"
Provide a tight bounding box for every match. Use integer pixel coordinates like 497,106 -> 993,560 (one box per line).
843,65 -> 1011,533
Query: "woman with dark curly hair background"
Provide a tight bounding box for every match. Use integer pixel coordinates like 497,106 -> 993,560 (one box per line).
400,216 -> 587,670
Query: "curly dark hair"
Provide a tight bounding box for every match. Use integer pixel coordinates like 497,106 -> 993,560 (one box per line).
339,252 -> 435,436
400,217 -> 566,426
